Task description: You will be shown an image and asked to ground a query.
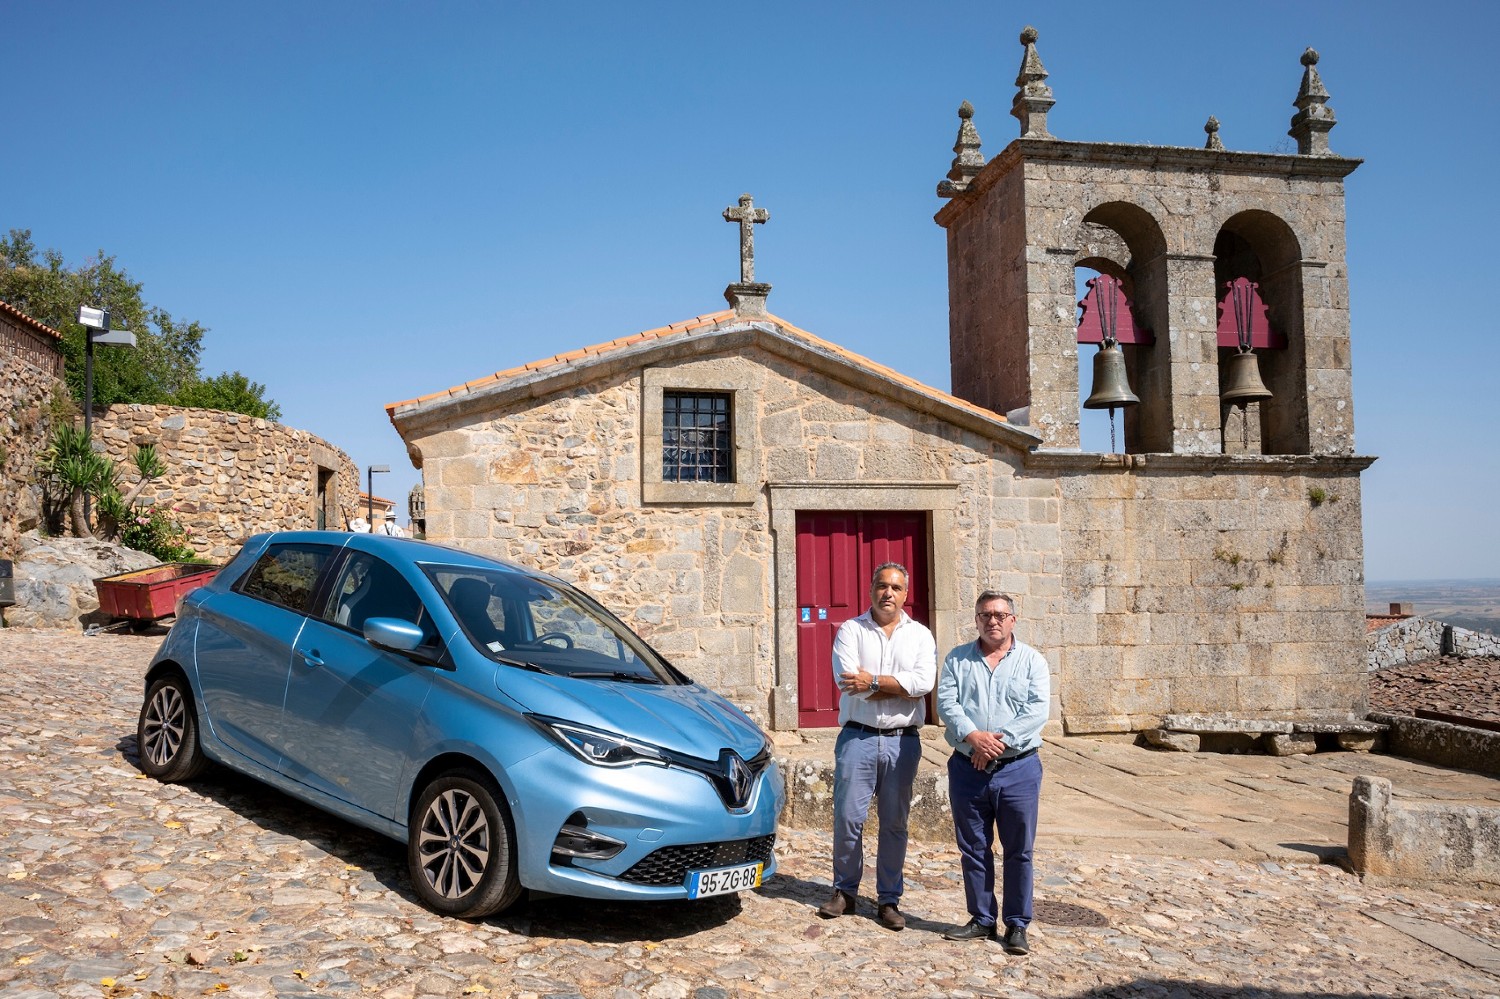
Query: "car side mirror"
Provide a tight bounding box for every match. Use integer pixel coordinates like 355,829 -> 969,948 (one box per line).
364,617 -> 426,652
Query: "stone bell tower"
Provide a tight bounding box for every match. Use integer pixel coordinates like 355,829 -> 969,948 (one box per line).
936,29 -> 1362,457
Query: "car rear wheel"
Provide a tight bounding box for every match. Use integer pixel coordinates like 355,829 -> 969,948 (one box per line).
407,771 -> 522,919
137,674 -> 208,782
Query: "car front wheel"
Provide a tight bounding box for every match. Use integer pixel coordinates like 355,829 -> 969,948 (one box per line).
407,771 -> 521,919
137,674 -> 208,782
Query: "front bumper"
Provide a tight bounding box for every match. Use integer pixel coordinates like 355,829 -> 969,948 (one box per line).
503,747 -> 785,900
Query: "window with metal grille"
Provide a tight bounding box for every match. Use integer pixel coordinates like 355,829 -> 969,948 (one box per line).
662,391 -> 733,483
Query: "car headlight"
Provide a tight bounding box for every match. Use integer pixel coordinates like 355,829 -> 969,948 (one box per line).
527,715 -> 670,768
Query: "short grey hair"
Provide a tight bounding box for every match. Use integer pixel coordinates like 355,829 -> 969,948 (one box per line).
975,590 -> 1016,614
872,562 -> 910,587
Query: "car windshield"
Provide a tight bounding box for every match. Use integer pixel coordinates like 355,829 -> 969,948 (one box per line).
424,565 -> 682,684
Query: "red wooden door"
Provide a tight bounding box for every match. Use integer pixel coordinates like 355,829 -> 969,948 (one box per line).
794,511 -> 930,728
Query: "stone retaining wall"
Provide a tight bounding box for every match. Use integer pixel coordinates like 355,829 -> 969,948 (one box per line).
777,744 -> 953,840
1367,617 -> 1500,671
93,404 -> 360,559
1369,711 -> 1500,777
0,309 -> 66,561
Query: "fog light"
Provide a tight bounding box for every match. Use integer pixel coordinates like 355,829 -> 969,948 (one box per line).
552,822 -> 626,861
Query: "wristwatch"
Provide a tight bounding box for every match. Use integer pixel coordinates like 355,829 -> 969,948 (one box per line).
868,675 -> 879,694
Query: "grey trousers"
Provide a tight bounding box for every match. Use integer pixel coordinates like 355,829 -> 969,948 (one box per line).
831,725 -> 922,904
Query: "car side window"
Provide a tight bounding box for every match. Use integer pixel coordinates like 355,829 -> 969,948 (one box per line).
439,573 -> 513,651
236,543 -> 338,614
320,552 -> 434,642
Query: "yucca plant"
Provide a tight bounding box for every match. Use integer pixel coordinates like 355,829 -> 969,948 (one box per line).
38,424 -> 116,538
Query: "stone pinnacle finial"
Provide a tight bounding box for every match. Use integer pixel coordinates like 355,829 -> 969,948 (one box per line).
938,100 -> 986,198
1011,25 -> 1055,139
1288,46 -> 1337,155
1204,115 -> 1224,151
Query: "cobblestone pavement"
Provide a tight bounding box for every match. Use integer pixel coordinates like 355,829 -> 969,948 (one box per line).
4,630 -> 1500,999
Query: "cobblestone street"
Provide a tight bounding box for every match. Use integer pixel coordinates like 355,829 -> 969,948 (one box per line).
4,630 -> 1500,998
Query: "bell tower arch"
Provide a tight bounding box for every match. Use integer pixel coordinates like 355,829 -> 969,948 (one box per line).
936,31 -> 1361,457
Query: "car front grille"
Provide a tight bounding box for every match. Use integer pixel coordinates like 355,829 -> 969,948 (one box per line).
618,834 -> 776,886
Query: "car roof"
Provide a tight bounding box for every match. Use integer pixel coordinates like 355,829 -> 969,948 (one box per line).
242,531 -> 556,581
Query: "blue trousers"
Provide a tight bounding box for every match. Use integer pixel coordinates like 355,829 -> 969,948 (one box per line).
831,726 -> 922,904
947,749 -> 1042,929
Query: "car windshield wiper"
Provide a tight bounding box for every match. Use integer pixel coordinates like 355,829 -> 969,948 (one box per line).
491,653 -> 558,675
569,670 -> 663,684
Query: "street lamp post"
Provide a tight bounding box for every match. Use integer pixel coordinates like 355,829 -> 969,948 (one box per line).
76,304 -> 136,523
366,465 -> 389,533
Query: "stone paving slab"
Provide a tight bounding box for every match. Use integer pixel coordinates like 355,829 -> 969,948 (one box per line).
4,630 -> 1500,997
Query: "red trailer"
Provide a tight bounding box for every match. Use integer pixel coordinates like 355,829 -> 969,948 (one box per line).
94,563 -> 219,628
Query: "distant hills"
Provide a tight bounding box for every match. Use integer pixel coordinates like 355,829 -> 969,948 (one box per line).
1366,579 -> 1500,635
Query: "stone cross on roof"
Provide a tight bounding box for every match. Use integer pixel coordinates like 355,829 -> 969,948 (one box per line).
721,193 -> 772,318
723,193 -> 770,284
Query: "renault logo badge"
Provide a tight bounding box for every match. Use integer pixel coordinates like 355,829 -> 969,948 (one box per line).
722,751 -> 753,808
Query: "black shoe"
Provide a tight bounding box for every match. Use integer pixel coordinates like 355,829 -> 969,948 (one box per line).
1002,925 -> 1030,955
877,903 -> 905,931
817,889 -> 855,918
942,918 -> 995,941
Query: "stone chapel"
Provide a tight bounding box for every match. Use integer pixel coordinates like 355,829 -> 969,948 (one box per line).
387,29 -> 1374,735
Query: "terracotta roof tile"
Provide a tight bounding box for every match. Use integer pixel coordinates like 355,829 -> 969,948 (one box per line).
383,308 -> 1010,435
0,299 -> 63,340
1366,613 -> 1411,633
763,312 -> 1009,425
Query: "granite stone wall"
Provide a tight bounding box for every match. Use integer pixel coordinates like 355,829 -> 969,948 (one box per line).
0,313 -> 66,561
1368,618 -> 1500,671
1040,453 -> 1371,732
93,404 -> 359,559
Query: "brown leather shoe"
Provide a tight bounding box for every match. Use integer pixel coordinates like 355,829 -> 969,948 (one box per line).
817,889 -> 855,918
877,903 -> 906,931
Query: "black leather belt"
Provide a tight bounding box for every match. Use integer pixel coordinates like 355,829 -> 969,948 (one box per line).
845,721 -> 920,737
957,746 -> 1038,773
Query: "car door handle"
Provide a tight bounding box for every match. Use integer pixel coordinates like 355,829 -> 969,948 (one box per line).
299,649 -> 324,667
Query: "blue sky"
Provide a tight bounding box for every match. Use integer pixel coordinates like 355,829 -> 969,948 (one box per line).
8,1 -> 1497,581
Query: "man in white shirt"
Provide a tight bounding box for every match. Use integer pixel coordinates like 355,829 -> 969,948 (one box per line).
816,562 -> 937,931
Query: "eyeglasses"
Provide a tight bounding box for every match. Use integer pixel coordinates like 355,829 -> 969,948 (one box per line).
976,611 -> 1014,622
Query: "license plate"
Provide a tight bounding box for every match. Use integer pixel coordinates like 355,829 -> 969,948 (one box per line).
686,860 -> 763,899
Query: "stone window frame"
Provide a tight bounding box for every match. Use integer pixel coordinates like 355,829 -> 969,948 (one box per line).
642,367 -> 758,505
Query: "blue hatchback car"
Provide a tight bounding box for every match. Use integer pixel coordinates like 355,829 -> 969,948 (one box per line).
136,531 -> 784,918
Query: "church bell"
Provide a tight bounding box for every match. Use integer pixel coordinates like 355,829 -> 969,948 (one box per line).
1221,349 -> 1273,407
1083,342 -> 1140,411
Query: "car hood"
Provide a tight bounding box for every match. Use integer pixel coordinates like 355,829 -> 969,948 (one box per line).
495,668 -> 765,760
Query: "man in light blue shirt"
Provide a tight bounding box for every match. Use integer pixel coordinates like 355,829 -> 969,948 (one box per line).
817,562 -> 936,931
936,590 -> 1050,954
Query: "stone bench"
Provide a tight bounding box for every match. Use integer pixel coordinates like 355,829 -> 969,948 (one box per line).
1145,715 -> 1388,755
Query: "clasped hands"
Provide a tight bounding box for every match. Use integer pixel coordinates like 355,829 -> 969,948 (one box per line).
965,730 -> 1007,769
837,670 -> 877,695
